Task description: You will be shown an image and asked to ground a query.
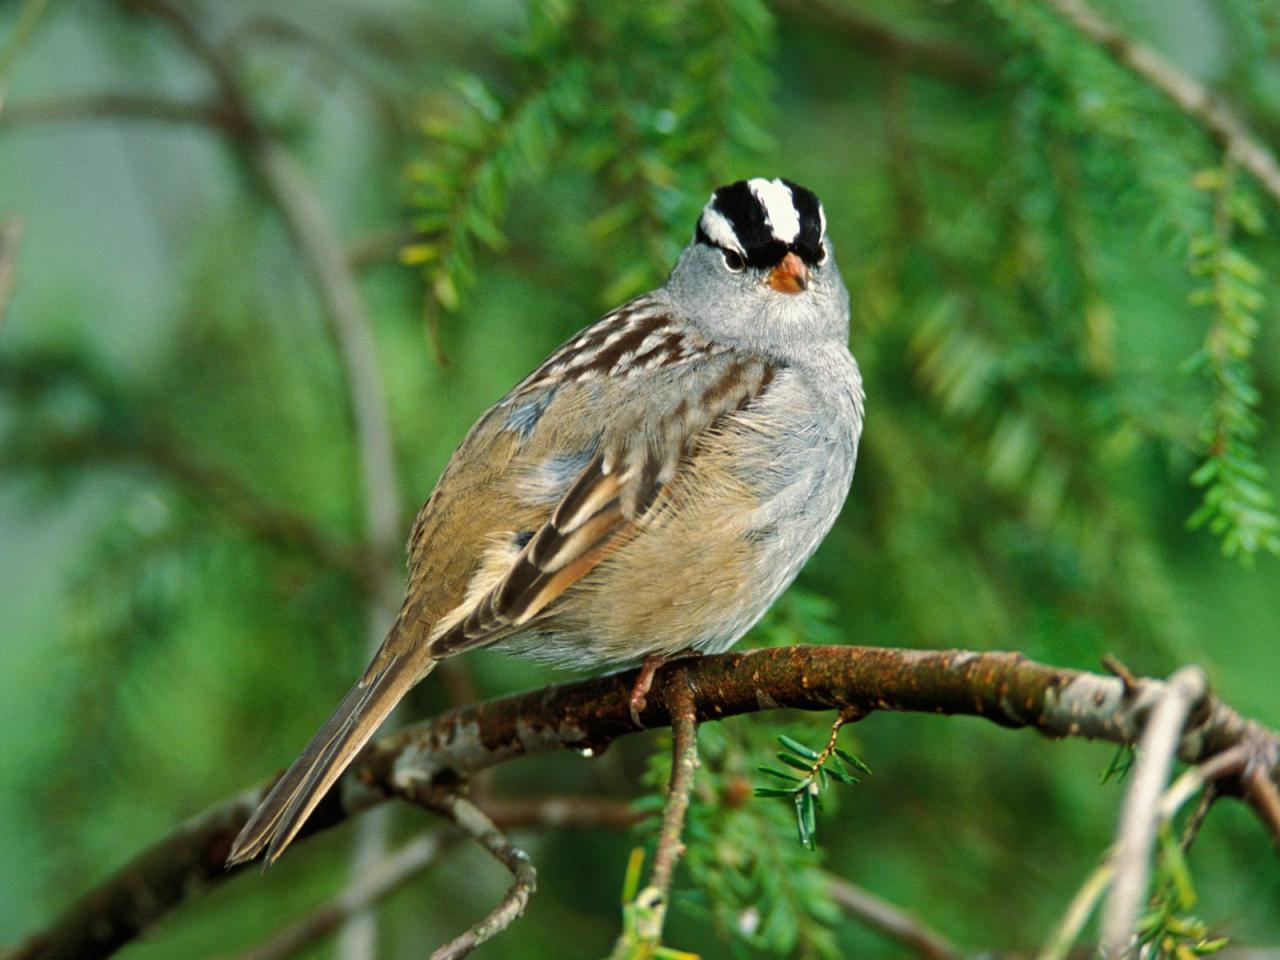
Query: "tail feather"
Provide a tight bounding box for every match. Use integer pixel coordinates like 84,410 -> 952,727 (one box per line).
226,650 -> 435,867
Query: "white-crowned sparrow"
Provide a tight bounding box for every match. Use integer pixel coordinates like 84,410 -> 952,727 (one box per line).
227,177 -> 865,866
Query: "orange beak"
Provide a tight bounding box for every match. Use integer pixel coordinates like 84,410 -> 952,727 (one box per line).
767,251 -> 809,294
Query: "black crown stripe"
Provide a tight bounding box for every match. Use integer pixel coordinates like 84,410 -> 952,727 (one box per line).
697,179 -> 826,269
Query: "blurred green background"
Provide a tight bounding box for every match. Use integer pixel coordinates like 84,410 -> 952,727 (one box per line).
2,0 -> 1279,957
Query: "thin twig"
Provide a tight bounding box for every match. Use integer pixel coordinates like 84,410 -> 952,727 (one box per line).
827,875 -> 960,960
216,15 -> 405,136
1037,860 -> 1115,960
480,794 -> 639,831
610,670 -> 700,957
648,672 -> 698,898
10,428 -> 389,594
1100,666 -> 1208,958
120,0 -> 250,124
225,794 -> 634,960
1042,0 -> 1280,211
1102,654 -> 1139,697
347,225 -> 417,273
0,215 -> 25,328
1179,784 -> 1218,851
406,787 -> 537,960
1041,738 -> 1252,960
229,833 -> 447,960
1156,742 -> 1248,824
250,143 -> 404,560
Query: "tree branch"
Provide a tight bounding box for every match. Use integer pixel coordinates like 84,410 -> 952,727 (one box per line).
113,0 -> 404,567
1101,666 -> 1208,957
404,788 -> 537,960
1039,720 -> 1255,960
229,832 -> 447,960
1037,860 -> 1114,960
611,671 -> 700,956
1041,0 -> 1280,211
2,425 -> 390,595
1245,764 -> 1280,849
227,794 -> 637,960
827,875 -> 961,960
11,645 -> 1279,960
647,673 -> 698,899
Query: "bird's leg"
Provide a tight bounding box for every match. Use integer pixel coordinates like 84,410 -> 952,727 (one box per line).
629,651 -> 702,726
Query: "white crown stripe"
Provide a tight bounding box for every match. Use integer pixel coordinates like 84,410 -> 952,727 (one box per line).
748,177 -> 801,244
699,206 -> 746,255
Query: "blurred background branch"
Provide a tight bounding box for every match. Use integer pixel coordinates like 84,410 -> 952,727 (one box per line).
1042,0 -> 1280,210
0,215 -> 22,328
108,2 -> 409,956
0,94 -> 241,131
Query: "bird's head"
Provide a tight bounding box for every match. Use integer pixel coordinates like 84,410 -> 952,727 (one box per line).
668,177 -> 849,353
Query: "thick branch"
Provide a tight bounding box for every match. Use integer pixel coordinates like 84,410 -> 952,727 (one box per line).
1042,0 -> 1280,211
11,645 -> 1279,960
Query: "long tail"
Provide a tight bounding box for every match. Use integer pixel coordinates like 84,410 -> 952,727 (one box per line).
226,643 -> 436,867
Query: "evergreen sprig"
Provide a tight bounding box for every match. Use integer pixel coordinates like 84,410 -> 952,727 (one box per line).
572,0 -> 773,302
405,0 -> 774,313
754,726 -> 869,850
985,0 -> 1279,560
1184,163 -> 1280,558
1100,743 -> 1136,785
404,0 -> 589,347
1136,825 -> 1230,960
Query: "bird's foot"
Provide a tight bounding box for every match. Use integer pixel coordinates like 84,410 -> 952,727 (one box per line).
629,651 -> 702,727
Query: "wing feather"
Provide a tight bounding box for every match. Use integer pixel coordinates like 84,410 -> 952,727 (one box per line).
428,454 -> 640,655
425,339 -> 778,659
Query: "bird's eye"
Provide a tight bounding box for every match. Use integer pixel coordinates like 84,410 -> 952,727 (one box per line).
722,250 -> 745,273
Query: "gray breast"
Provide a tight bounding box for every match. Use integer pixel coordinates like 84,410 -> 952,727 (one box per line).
700,353 -> 860,651
739,356 -> 861,534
